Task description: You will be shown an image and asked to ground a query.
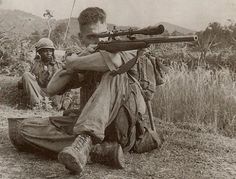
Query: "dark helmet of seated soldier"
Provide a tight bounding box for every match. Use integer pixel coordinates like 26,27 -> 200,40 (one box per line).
35,38 -> 55,63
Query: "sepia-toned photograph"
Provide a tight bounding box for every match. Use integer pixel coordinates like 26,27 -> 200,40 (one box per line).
0,0 -> 236,178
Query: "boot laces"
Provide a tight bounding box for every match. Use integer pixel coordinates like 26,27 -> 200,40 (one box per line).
73,135 -> 90,151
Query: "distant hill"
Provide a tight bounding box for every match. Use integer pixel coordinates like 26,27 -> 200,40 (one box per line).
0,9 -> 196,37
0,9 -> 47,35
156,22 -> 195,35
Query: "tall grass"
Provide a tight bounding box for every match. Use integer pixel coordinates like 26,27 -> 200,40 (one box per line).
153,64 -> 236,137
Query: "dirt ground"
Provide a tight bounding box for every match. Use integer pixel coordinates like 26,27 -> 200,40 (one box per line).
0,74 -> 236,179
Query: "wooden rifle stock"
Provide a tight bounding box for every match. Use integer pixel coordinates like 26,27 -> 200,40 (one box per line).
96,35 -> 198,53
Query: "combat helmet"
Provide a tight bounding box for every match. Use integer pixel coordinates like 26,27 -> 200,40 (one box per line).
35,38 -> 55,52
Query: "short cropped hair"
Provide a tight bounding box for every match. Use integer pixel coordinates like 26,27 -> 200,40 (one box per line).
78,7 -> 106,27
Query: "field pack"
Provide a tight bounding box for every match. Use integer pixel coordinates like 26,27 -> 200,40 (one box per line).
136,52 -> 165,101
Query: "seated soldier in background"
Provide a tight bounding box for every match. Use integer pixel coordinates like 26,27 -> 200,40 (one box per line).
18,38 -> 71,109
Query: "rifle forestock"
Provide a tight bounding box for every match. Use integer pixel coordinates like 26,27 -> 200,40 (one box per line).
97,35 -> 198,53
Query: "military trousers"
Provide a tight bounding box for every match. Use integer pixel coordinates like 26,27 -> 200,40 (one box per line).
16,72 -> 160,154
21,72 -> 68,109
22,72 -> 47,106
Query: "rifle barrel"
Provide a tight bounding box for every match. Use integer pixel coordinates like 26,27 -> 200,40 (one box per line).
146,35 -> 198,43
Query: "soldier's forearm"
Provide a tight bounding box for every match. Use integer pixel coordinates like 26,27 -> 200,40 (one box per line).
47,69 -> 73,96
66,52 -> 112,72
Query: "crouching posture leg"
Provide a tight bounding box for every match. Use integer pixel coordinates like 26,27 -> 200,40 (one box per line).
58,72 -> 129,173
13,116 -> 77,154
22,72 -> 46,107
58,72 -> 163,174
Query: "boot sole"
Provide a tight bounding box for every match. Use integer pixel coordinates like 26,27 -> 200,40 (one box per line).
58,148 -> 83,174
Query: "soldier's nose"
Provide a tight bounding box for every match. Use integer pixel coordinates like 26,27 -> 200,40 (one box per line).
46,50 -> 53,54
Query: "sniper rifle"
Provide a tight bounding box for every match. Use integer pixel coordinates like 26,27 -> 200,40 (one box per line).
86,24 -> 198,53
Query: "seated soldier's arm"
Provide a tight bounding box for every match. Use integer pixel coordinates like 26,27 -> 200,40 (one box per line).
47,69 -> 84,96
47,51 -> 123,96
65,51 -> 122,72
47,69 -> 70,96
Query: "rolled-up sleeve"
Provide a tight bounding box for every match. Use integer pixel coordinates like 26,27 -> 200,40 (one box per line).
99,50 -> 117,71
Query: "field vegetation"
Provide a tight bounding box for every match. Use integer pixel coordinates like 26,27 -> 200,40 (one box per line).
153,65 -> 236,137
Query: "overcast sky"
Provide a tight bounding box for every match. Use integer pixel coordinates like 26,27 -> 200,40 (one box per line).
1,0 -> 236,30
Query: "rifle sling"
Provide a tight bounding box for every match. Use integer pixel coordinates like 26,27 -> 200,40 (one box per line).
110,56 -> 138,76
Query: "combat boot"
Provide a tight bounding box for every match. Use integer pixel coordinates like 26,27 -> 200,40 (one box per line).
58,134 -> 92,174
90,142 -> 125,169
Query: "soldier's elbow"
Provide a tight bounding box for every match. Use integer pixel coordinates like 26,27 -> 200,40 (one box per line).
111,53 -> 122,68
46,82 -> 57,96
46,87 -> 56,96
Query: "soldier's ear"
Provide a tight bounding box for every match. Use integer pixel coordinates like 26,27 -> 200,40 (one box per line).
78,32 -> 85,45
35,52 -> 41,61
34,53 -> 41,60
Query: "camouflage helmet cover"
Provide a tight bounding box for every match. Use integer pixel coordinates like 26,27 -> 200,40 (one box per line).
35,38 -> 55,52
